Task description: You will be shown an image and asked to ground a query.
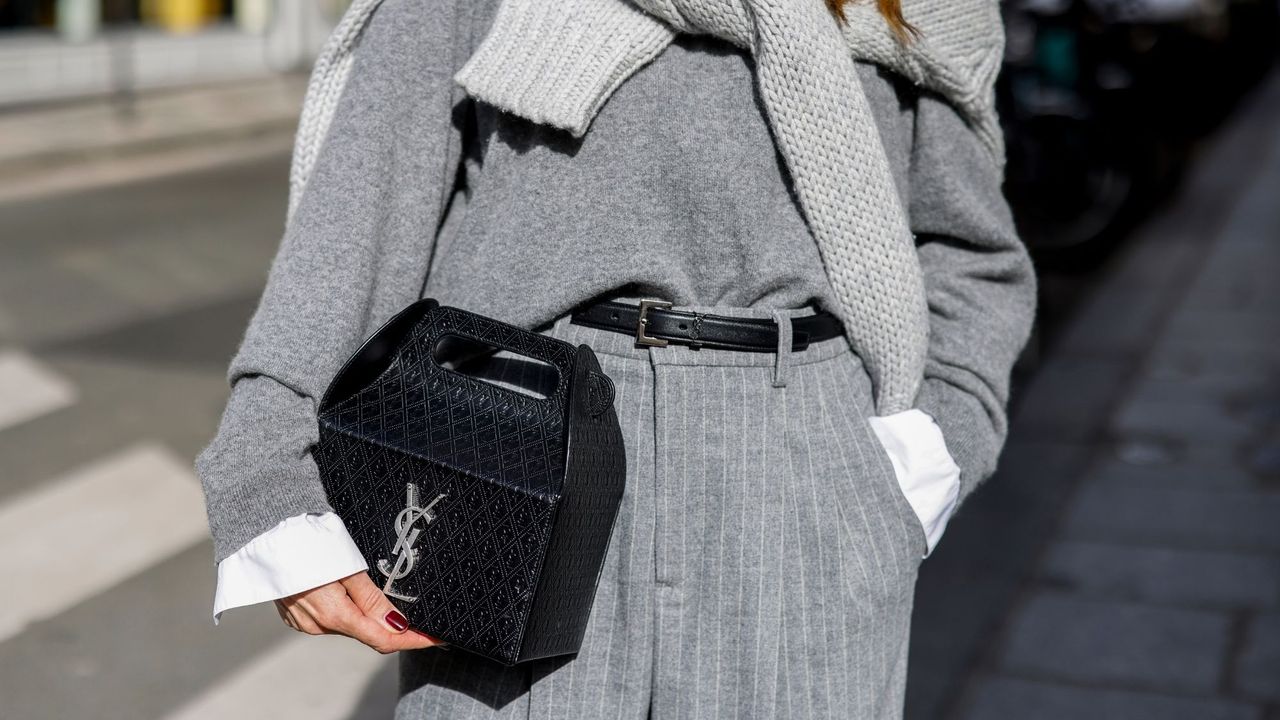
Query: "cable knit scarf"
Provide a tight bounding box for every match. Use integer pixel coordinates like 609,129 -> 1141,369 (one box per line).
292,0 -> 1006,415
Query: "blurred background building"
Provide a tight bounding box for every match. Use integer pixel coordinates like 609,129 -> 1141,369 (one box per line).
999,0 -> 1277,262
0,0 -> 1277,718
0,0 -> 347,106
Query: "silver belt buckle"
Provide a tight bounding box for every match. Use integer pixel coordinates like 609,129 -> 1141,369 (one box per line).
635,299 -> 673,347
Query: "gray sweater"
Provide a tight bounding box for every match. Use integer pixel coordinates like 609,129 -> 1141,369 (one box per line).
197,0 -> 1036,564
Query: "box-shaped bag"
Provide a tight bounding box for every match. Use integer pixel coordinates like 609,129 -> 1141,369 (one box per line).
314,299 -> 626,665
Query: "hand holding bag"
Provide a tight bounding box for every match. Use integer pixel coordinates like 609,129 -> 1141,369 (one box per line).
314,299 -> 626,665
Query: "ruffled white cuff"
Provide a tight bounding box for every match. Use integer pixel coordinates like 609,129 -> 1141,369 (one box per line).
212,512 -> 368,623
868,409 -> 962,558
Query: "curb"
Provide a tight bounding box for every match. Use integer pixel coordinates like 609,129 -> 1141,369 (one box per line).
0,77 -> 305,203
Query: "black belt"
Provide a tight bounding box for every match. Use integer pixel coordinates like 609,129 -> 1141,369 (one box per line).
570,300 -> 843,352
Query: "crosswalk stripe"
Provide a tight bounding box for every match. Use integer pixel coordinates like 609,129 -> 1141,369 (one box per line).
0,442 -> 208,642
0,350 -> 76,432
162,635 -> 393,720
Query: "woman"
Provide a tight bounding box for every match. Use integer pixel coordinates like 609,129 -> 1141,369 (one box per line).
197,0 -> 1036,717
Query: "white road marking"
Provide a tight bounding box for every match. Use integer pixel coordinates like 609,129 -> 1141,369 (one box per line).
0,350 -> 76,432
162,635 -> 393,720
0,443 -> 208,642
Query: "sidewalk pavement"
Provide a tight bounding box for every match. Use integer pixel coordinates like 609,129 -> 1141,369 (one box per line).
0,75 -> 305,203
912,68 -> 1280,719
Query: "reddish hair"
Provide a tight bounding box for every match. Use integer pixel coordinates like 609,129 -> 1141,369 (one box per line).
826,0 -> 918,42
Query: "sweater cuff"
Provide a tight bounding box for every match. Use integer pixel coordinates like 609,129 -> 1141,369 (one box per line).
199,458 -> 336,565
454,0 -> 674,137
195,372 -> 336,564
913,377 -> 1004,507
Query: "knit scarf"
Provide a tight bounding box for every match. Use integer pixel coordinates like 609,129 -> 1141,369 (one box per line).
292,0 -> 1006,415
459,0 -> 999,416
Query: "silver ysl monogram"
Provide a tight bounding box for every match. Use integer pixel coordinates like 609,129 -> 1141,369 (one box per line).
376,483 -> 447,602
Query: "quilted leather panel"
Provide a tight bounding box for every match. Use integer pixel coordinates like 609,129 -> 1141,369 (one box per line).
314,300 -> 625,665
324,304 -> 577,497
316,427 -> 555,663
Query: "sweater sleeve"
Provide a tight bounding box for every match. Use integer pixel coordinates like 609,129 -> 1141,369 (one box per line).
196,0 -> 473,564
907,92 -> 1038,508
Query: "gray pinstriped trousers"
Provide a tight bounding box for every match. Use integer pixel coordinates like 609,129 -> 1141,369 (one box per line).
396,305 -> 927,719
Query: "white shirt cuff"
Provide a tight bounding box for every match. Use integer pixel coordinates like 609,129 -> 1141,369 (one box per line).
867,409 -> 962,558
212,512 -> 368,623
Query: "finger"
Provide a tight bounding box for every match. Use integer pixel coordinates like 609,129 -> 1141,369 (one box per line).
339,572 -> 433,638
383,630 -> 446,652
340,618 -> 445,653
284,583 -> 359,636
284,605 -> 325,635
325,609 -> 417,653
285,578 -> 406,652
338,574 -> 449,652
273,601 -> 297,630
281,575 -> 448,653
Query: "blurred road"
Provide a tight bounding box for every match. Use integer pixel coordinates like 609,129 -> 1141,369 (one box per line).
0,71 -> 1276,719
0,155 -> 398,719
0,76 -> 305,203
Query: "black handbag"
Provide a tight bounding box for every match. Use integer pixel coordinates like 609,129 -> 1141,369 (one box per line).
313,298 -> 626,665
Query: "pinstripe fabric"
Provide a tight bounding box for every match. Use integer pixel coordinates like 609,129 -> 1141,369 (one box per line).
396,306 -> 926,719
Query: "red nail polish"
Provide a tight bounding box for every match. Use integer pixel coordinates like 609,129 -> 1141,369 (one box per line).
385,610 -> 409,632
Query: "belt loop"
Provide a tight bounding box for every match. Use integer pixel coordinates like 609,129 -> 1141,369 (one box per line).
770,309 -> 791,388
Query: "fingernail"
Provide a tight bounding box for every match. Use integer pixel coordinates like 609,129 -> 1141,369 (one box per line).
385,610 -> 409,632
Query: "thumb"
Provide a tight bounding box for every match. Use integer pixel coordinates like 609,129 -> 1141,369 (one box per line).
340,572 -> 414,635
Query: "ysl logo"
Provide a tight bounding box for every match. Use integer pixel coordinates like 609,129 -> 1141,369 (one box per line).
376,483 -> 447,602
